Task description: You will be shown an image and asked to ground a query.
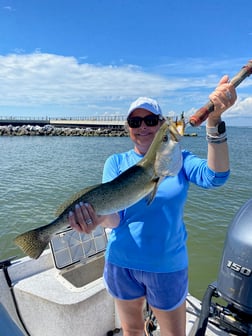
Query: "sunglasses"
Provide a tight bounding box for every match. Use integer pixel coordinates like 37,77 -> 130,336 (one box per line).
127,115 -> 162,128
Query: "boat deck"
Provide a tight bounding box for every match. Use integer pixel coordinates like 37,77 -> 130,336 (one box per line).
106,294 -> 231,336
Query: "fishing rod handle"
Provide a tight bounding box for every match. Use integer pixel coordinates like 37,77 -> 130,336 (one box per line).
189,60 -> 252,127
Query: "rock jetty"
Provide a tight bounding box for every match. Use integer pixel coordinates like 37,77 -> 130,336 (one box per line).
0,124 -> 128,137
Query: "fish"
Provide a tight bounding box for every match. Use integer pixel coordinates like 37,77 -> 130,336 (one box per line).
14,120 -> 182,259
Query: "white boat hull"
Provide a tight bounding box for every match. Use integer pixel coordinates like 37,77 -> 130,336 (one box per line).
0,248 -> 232,336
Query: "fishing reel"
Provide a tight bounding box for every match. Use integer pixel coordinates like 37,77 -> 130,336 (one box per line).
106,301 -> 158,336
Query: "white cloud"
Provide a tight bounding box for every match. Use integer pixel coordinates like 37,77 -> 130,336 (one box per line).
0,53 -> 251,124
3,6 -> 15,11
0,53 -> 168,104
226,96 -> 252,117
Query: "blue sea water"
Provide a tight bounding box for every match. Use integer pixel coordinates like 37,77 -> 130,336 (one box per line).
0,126 -> 251,299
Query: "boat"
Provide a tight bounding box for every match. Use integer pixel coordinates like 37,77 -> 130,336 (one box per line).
1,199 -> 252,336
173,112 -> 198,137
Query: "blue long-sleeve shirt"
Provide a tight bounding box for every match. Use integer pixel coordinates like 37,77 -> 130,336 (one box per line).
102,149 -> 229,273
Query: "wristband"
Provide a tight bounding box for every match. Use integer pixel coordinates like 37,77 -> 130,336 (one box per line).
206,132 -> 227,144
206,121 -> 226,135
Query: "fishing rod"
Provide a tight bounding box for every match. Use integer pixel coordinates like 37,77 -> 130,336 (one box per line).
189,60 -> 252,127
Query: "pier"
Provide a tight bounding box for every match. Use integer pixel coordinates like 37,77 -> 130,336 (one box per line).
0,115 -> 126,130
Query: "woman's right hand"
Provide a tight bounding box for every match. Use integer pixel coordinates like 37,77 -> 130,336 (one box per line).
68,202 -> 120,234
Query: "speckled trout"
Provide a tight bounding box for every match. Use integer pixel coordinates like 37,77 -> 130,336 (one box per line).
14,120 -> 182,259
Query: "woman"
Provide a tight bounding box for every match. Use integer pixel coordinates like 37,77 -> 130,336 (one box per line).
69,75 -> 236,336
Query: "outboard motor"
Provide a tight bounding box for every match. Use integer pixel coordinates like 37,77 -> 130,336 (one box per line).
218,198 -> 252,314
195,198 -> 252,335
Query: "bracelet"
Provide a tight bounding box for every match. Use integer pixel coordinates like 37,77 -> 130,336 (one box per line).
207,136 -> 227,144
206,132 -> 227,144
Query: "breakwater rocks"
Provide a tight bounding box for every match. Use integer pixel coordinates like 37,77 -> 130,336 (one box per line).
0,124 -> 128,137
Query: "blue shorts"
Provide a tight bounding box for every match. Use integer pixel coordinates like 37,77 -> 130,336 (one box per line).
103,261 -> 188,311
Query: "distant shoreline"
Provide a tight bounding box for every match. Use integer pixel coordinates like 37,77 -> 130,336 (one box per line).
0,124 -> 128,137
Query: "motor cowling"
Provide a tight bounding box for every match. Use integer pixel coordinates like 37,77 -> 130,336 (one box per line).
217,198 -> 252,315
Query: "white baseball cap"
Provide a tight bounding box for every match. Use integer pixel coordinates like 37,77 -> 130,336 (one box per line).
127,97 -> 163,118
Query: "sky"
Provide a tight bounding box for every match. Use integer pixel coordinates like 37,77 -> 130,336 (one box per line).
0,0 -> 252,126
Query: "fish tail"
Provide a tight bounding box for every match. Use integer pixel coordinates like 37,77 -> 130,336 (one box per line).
14,228 -> 51,259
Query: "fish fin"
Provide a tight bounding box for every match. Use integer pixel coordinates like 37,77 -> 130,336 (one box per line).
146,177 -> 160,205
55,184 -> 101,216
14,227 -> 50,259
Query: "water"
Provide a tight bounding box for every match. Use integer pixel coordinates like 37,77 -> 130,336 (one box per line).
0,127 -> 251,300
